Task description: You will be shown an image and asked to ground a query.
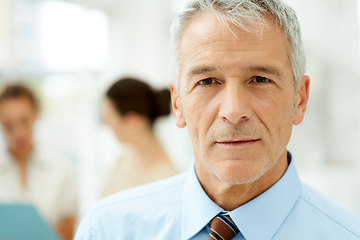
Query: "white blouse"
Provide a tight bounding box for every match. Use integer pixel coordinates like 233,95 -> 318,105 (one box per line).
0,147 -> 78,227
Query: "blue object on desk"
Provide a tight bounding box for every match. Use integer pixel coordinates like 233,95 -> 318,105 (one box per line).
0,203 -> 61,240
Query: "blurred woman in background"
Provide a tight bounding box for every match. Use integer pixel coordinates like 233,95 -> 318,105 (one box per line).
102,77 -> 178,197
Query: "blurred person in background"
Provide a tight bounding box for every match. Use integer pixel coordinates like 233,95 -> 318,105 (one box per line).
101,77 -> 178,197
0,84 -> 77,240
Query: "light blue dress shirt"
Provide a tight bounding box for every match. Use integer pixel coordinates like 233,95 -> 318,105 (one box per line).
75,154 -> 360,239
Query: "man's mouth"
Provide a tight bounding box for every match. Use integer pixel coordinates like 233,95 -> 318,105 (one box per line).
215,138 -> 260,147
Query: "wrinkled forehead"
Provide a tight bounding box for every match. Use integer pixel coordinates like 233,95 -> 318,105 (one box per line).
179,11 -> 286,54
176,12 -> 290,78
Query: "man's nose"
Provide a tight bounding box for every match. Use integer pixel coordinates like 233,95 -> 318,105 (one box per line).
218,83 -> 252,124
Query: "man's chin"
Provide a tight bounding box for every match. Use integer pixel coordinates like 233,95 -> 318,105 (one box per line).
212,161 -> 267,186
216,173 -> 261,186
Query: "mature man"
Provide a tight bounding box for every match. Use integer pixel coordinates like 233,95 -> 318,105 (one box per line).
75,0 -> 360,239
0,84 -> 77,240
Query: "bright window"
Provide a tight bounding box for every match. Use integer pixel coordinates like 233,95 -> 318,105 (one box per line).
40,0 -> 108,72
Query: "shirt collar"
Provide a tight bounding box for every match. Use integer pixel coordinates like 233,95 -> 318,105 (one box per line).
181,152 -> 301,240
230,152 -> 301,240
181,161 -> 223,240
0,147 -> 43,169
0,148 -> 16,171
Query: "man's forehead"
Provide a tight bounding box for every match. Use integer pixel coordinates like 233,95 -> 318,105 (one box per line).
178,12 -> 282,57
174,12 -> 292,90
179,13 -> 232,54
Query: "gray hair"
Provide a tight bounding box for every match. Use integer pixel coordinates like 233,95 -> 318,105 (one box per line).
171,0 -> 306,89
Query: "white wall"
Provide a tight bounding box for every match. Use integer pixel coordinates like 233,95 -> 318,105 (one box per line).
285,0 -> 360,214
0,0 -> 15,75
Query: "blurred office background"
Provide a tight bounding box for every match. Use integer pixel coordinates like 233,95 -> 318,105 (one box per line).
0,0 -> 359,219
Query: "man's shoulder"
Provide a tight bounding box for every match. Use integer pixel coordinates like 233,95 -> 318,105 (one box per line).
75,173 -> 187,239
93,172 -> 187,214
297,182 -> 360,238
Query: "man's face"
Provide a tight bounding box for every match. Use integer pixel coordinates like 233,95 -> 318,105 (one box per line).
170,13 -> 309,185
0,97 -> 37,153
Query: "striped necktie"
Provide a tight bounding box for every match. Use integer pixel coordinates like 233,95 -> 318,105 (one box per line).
209,212 -> 239,240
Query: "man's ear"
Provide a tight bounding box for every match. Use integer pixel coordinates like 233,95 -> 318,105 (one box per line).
169,81 -> 186,128
293,75 -> 310,125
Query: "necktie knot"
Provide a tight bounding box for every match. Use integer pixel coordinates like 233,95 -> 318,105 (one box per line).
209,212 -> 239,240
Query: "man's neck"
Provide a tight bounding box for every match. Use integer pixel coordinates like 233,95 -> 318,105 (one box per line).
196,152 -> 289,211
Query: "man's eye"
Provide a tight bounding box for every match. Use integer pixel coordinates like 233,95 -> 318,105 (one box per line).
253,76 -> 271,83
197,78 -> 216,86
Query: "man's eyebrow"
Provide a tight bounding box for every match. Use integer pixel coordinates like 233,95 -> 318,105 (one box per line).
189,66 -> 217,76
188,65 -> 282,77
248,66 -> 282,76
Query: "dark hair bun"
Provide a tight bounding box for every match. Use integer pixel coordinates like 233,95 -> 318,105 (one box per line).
106,77 -> 171,125
153,89 -> 171,118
